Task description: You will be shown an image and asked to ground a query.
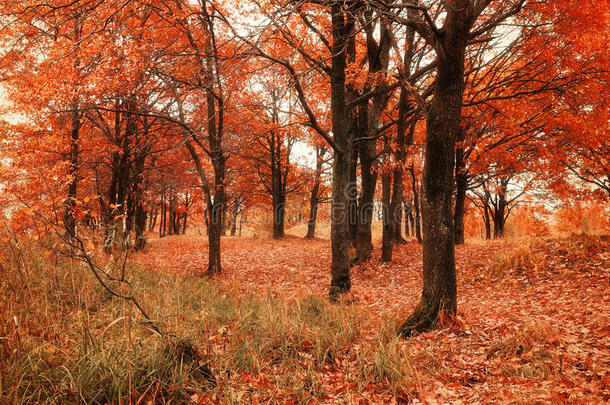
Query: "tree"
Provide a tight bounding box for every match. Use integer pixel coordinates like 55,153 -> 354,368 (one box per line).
397,0 -> 528,336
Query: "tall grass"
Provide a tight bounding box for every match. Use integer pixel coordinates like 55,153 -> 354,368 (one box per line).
0,239 -> 417,403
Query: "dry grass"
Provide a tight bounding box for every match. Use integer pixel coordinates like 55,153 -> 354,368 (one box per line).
1,232 -> 609,404
0,239 -> 418,404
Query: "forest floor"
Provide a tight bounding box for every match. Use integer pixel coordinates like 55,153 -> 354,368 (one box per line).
1,233 -> 609,404
134,234 -> 610,404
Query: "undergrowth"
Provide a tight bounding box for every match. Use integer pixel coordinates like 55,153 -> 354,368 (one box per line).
0,239 -> 418,404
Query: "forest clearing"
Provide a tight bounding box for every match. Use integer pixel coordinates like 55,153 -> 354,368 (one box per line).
1,232 -> 609,403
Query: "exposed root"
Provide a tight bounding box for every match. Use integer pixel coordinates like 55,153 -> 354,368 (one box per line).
398,303 -> 443,337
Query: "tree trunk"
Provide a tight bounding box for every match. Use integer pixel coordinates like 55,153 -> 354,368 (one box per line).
64,100 -> 80,238
354,108 -> 377,263
348,147 -> 358,245
150,205 -> 157,232
168,194 -> 176,235
305,196 -> 318,239
390,169 -> 406,245
159,192 -> 165,238
410,166 -> 422,243
493,203 -> 506,238
239,211 -> 243,236
381,168 -> 393,262
483,204 -> 491,240
305,168 -> 321,239
134,204 -> 146,250
231,200 -> 238,236
133,153 -> 147,251
399,31 -> 467,336
328,3 -> 352,300
454,129 -> 467,245
220,206 -> 227,236
404,202 -> 412,238
272,193 -> 285,238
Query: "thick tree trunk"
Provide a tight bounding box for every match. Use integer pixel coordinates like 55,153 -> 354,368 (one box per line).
272,193 -> 286,238
399,33 -> 467,336
328,3 -> 352,300
493,206 -> 506,238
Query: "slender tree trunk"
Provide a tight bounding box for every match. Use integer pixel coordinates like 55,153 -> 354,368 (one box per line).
305,172 -> 320,239
390,170 -> 406,245
381,168 -> 393,262
354,109 -> 377,263
168,194 -> 176,235
220,206 -> 227,236
159,192 -> 165,238
404,202 -> 412,238
410,166 -> 422,243
134,205 -> 146,250
133,153 -> 147,251
149,205 -> 157,232
231,200 -> 238,236
348,147 -> 358,245
454,129 -> 467,245
483,204 -> 491,240
64,100 -> 80,238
